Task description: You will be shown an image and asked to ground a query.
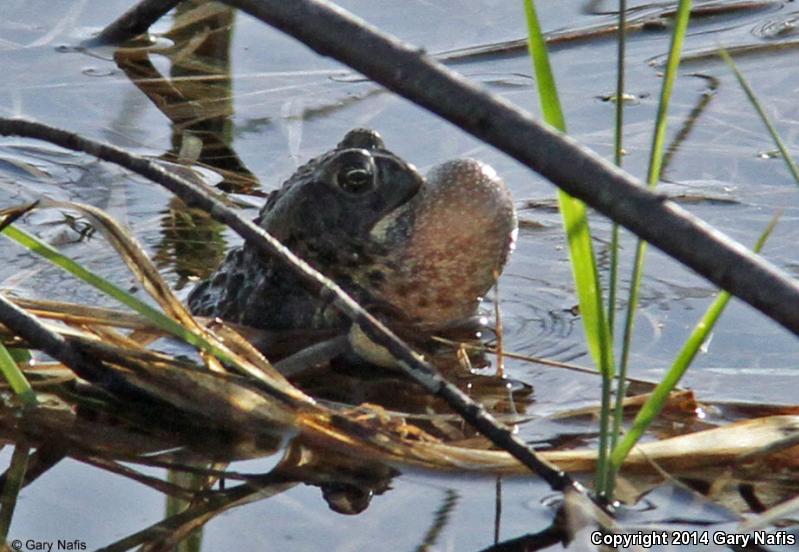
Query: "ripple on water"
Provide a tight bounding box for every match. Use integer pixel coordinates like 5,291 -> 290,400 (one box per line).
752,13 -> 799,38
496,274 -> 587,364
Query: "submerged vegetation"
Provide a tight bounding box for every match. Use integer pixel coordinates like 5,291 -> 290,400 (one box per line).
1,0 -> 799,549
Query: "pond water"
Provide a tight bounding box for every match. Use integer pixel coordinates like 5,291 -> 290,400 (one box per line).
2,0 -> 799,550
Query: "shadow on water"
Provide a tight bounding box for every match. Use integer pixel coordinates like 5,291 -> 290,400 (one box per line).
3,0 -> 799,550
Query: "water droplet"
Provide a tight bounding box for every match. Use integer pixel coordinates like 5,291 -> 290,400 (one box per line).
538,493 -> 563,510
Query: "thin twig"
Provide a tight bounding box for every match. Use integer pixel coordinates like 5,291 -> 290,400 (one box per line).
492,269 -> 504,378
96,474 -> 294,552
0,118 -> 582,497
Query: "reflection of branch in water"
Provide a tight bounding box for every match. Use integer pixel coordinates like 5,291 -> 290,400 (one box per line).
494,476 -> 502,544
660,73 -> 720,177
112,5 -> 259,193
0,442 -> 66,491
416,488 -> 459,552
655,38 -> 799,66
434,0 -> 779,63
109,64 -> 257,191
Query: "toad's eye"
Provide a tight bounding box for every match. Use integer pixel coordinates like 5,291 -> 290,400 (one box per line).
329,150 -> 376,194
338,165 -> 373,193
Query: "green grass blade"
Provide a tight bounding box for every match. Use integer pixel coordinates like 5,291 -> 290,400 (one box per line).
607,0 -> 628,338
610,214 -> 780,468
609,0 -> 692,497
618,0 -> 694,355
0,343 -> 35,406
7,348 -> 31,364
522,0 -> 610,374
719,49 -> 799,184
558,196 -> 611,371
522,0 -> 565,129
523,0 -> 614,492
613,0 -> 627,170
1,224 -> 256,377
645,0 -> 693,186
617,0 -> 694,376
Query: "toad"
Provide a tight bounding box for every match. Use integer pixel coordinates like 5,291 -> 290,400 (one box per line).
188,129 -> 517,344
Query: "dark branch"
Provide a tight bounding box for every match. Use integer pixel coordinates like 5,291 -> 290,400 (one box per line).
0,118 -> 581,497
95,0 -> 181,45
